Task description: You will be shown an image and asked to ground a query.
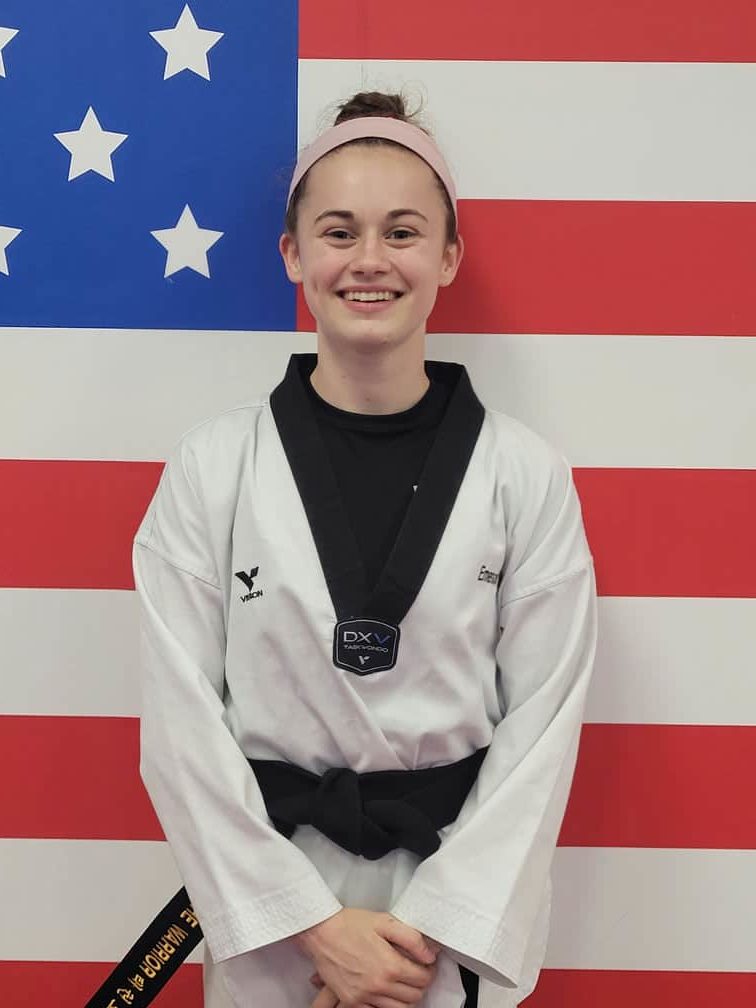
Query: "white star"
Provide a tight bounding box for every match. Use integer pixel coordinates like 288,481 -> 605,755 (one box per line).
151,205 -> 223,278
150,5 -> 223,81
54,107 -> 128,182
0,225 -> 21,276
0,26 -> 18,78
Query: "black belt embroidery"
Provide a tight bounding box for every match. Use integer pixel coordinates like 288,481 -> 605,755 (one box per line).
83,886 -> 201,1008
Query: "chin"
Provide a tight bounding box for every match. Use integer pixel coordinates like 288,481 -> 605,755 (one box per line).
326,326 -> 418,354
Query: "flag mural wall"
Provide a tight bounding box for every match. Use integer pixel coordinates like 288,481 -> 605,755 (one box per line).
1,0 -> 754,1004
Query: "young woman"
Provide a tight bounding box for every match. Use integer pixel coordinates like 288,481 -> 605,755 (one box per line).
133,92 -> 597,1008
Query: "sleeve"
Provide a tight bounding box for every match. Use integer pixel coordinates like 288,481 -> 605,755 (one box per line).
133,437 -> 342,965
388,446 -> 597,990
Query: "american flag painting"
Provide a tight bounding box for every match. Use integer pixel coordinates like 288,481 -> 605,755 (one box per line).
2,1 -> 755,1005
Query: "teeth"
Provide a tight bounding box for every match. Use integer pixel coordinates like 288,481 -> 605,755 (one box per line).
343,291 -> 398,302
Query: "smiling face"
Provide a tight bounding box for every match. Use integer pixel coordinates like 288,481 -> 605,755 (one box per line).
279,141 -> 463,356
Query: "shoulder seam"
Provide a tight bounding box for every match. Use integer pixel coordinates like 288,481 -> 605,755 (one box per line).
175,400 -> 267,446
500,558 -> 593,607
134,539 -> 222,590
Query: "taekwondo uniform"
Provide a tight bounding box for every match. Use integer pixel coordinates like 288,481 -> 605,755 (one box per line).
133,355 -> 597,1008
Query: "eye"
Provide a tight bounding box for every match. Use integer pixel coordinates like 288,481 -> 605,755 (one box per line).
325,229 -> 352,240
389,228 -> 415,240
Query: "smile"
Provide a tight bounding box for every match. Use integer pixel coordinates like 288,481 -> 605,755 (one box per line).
337,291 -> 403,314
339,291 -> 402,302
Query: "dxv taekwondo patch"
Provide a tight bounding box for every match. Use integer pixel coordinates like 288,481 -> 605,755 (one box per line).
333,618 -> 400,674
270,355 -> 484,678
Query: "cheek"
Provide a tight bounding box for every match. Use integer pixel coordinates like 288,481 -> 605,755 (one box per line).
405,256 -> 445,295
301,250 -> 344,291
404,245 -> 446,278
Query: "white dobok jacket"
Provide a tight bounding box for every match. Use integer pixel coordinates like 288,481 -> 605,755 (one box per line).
133,355 -> 597,1008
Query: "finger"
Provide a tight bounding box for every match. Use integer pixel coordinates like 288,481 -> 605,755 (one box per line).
375,980 -> 430,1005
359,990 -> 425,1008
310,984 -> 339,1008
378,915 -> 437,965
359,957 -> 436,996
392,935 -> 442,962
389,952 -> 437,989
424,937 -> 442,956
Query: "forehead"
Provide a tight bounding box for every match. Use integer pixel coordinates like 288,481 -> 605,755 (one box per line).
301,142 -> 444,215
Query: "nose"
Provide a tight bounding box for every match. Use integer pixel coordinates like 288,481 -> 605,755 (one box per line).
350,231 -> 390,274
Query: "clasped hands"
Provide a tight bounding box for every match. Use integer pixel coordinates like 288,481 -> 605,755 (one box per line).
294,907 -> 441,1008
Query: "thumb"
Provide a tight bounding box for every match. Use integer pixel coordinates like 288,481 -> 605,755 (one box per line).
378,914 -> 437,964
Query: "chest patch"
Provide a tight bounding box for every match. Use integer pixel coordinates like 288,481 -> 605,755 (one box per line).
333,618 -> 400,675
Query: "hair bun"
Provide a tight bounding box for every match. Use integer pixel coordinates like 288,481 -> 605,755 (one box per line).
334,91 -> 409,125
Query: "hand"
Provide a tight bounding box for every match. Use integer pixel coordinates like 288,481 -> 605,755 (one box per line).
307,958 -> 440,1008
307,960 -> 437,1008
308,936 -> 443,991
295,908 -> 438,1007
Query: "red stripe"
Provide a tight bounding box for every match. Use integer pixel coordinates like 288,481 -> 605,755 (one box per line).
0,459 -> 162,590
5,716 -> 756,848
1,966 -> 754,1008
0,716 -> 162,841
561,724 -> 756,848
573,468 -> 756,598
300,0 -> 756,62
3,459 -> 755,596
0,962 -> 201,1008
528,970 -> 756,1006
297,200 -> 756,337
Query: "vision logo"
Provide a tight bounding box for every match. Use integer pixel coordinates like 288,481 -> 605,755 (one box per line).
235,567 -> 263,602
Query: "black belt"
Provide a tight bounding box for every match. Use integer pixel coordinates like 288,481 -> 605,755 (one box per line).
84,746 -> 488,1008
251,746 -> 488,861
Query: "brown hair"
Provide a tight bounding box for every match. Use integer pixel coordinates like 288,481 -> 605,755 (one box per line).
284,91 -> 457,244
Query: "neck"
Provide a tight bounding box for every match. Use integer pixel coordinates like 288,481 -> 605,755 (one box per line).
311,338 -> 429,414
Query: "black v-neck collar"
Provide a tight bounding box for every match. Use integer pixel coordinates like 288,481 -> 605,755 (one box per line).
269,354 -> 485,625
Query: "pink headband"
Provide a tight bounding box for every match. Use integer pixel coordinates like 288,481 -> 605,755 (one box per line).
287,116 -> 458,225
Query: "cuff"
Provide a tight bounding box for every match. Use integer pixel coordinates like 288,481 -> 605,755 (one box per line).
201,871 -> 343,963
390,877 -> 522,989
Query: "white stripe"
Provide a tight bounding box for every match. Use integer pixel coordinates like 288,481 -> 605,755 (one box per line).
585,597 -> 756,725
547,846 -> 756,971
3,328 -> 754,468
3,591 -> 755,725
0,327 -> 315,462
4,839 -> 754,970
431,332 -> 756,470
0,838 -> 203,963
0,590 -> 140,716
299,60 -> 756,201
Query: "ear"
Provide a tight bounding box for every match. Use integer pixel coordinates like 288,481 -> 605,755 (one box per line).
438,233 -> 464,288
279,232 -> 302,284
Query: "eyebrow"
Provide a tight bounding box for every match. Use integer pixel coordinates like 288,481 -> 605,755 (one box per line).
313,208 -> 429,225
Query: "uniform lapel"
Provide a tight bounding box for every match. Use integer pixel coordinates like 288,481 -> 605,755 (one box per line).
269,355 -> 484,626
366,361 -> 484,624
270,354 -> 366,620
